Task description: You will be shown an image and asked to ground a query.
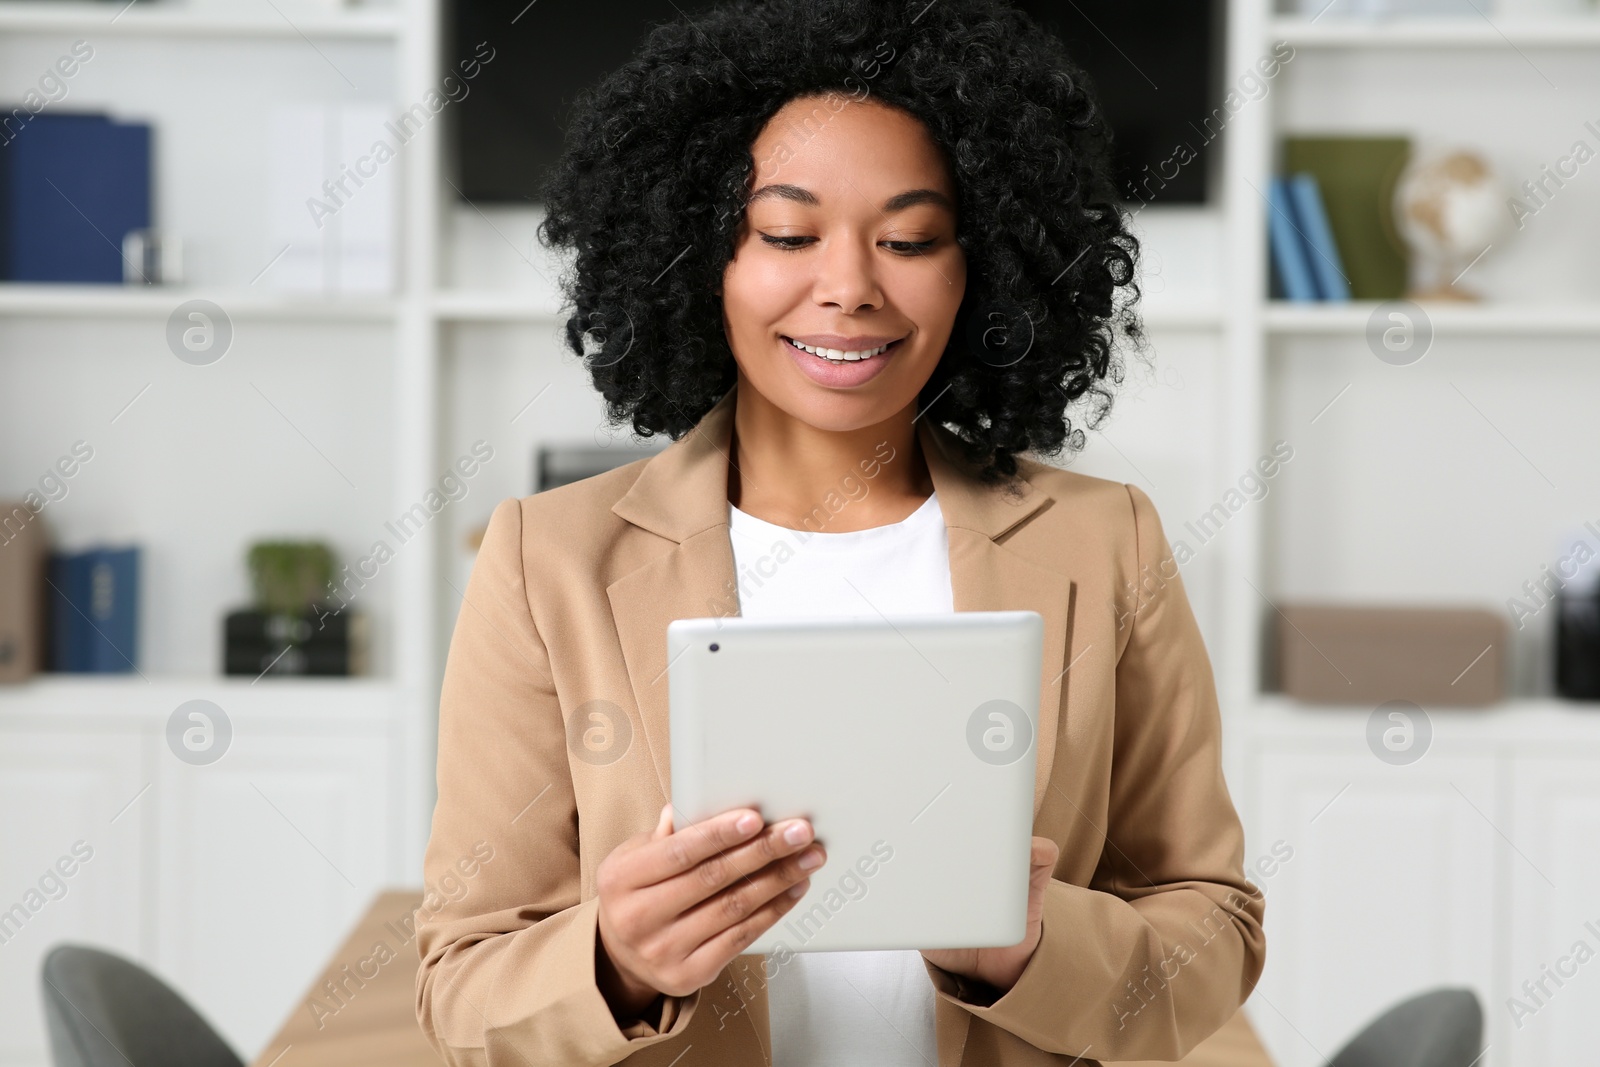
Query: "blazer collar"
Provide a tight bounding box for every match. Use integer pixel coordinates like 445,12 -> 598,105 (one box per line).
611,386 -> 1053,543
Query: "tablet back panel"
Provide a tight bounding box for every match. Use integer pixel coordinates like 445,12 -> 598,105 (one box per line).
667,610 -> 1042,953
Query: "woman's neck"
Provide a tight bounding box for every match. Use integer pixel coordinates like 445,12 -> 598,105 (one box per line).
726,382 -> 934,534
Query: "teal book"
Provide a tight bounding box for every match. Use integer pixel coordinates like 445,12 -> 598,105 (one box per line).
1268,176 -> 1318,302
1288,173 -> 1351,301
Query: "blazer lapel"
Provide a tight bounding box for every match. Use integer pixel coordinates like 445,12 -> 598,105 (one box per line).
608,384 -> 1069,821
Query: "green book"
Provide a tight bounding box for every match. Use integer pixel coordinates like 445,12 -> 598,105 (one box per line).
1282,136 -> 1412,300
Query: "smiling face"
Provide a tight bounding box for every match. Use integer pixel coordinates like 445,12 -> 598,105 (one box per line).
719,94 -> 967,434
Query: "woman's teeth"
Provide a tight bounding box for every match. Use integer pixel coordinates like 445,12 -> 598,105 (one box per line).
787,337 -> 896,362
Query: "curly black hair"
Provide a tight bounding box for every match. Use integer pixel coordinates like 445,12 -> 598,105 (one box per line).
536,0 -> 1144,487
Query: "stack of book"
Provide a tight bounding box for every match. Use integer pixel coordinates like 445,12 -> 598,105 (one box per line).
1270,136 -> 1412,302
223,607 -> 368,677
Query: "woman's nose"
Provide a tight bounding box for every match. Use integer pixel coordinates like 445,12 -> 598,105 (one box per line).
811,237 -> 884,313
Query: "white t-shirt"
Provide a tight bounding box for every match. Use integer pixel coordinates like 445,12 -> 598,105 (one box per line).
726,490 -> 951,1067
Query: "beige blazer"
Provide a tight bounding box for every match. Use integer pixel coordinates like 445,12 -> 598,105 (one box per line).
414,386 -> 1266,1067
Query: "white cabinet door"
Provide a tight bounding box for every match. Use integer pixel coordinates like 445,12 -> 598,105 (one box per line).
0,724 -> 148,1067
1250,745 -> 1501,1067
1506,751 -> 1600,1067
154,723 -> 390,1061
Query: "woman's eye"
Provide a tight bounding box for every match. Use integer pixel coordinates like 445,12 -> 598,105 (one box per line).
758,233 -> 937,254
759,234 -> 811,251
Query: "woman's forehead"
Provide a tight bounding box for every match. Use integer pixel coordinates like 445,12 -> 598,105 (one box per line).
747,96 -> 956,205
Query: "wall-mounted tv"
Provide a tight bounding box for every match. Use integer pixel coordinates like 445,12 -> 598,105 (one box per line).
447,0 -> 1221,207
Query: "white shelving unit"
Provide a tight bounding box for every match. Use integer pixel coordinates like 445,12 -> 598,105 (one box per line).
2,0 -> 1597,1064
0,1 -> 432,1061
1229,7 -> 1600,1067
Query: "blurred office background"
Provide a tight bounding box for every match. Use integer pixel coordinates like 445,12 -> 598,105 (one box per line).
2,0 -> 1599,1064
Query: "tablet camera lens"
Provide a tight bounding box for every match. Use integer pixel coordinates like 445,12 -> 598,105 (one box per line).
709,642 -> 719,652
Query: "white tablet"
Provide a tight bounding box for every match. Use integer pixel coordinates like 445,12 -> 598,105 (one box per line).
667,610 -> 1042,954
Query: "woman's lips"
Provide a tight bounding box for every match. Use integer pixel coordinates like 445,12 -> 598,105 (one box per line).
782,335 -> 903,388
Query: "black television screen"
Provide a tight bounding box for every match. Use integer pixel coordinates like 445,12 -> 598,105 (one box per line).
447,1 -> 1219,206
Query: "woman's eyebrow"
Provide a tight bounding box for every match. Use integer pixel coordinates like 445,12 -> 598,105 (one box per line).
747,183 -> 953,214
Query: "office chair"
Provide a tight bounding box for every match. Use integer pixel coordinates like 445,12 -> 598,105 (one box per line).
1326,986 -> 1483,1067
40,943 -> 244,1067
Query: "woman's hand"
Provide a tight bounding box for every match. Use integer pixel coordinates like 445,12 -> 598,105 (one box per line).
920,836 -> 1060,997
594,803 -> 826,1022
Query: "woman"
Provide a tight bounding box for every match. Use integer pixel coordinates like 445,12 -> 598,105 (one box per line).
414,2 -> 1266,1065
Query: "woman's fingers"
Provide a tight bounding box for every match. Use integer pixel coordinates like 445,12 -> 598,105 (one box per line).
664,842 -> 823,958
678,865 -> 816,980
598,806 -> 825,996
628,807 -> 817,907
1030,836 -> 1059,874
625,806 -> 765,885
647,819 -> 822,926
1025,836 -> 1058,920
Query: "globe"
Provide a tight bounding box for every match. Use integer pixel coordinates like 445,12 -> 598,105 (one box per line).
1393,149 -> 1509,301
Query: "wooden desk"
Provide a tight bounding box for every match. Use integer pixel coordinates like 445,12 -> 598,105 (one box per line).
252,890 -> 1275,1067
251,890 -> 440,1067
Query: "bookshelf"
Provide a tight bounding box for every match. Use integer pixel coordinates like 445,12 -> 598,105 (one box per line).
0,0 -> 433,1060
1236,7 -> 1600,1067
1,0 -> 1597,1064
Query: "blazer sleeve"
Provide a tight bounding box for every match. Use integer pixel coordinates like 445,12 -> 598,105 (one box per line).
414,496 -> 700,1067
920,481 -> 1267,1060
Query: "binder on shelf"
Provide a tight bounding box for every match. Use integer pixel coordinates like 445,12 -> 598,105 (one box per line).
1267,176 -> 1318,303
1286,172 -> 1351,302
46,545 -> 140,673
264,103 -> 395,295
0,112 -> 152,283
87,547 -> 139,672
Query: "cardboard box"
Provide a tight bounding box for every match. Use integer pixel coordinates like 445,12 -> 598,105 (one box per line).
1277,603 -> 1505,707
0,502 -> 47,683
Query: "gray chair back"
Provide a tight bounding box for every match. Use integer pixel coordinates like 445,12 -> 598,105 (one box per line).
1327,987 -> 1483,1067
40,943 -> 244,1067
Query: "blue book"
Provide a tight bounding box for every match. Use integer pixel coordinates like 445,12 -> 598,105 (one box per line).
1287,172 -> 1351,301
46,551 -> 92,671
1268,176 -> 1318,302
0,112 -> 151,282
84,546 -> 139,673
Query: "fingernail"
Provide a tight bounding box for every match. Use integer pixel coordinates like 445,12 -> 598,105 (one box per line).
783,821 -> 809,845
798,848 -> 823,870
787,880 -> 809,898
736,812 -> 760,834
